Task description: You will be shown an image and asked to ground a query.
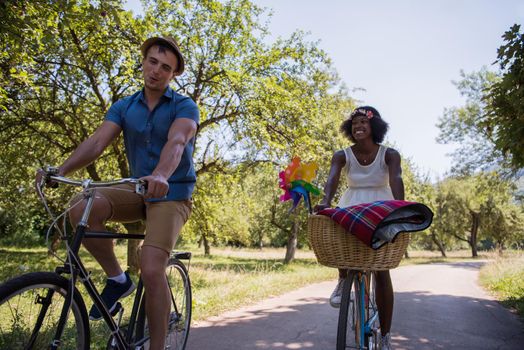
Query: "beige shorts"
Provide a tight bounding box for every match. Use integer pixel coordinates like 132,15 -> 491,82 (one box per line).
70,184 -> 192,253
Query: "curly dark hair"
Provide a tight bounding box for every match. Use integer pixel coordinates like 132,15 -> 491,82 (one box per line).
340,106 -> 389,143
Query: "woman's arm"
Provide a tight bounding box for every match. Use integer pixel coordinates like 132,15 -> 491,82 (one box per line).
313,150 -> 346,212
385,148 -> 405,200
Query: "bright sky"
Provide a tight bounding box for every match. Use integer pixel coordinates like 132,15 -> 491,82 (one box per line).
126,0 -> 524,180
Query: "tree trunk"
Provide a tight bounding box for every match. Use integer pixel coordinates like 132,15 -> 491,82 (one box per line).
202,232 -> 210,256
123,221 -> 145,275
404,250 -> 410,259
469,210 -> 480,258
284,215 -> 299,264
497,240 -> 504,256
431,233 -> 447,257
257,232 -> 263,250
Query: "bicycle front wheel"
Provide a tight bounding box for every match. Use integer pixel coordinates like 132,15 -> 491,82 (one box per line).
0,272 -> 90,350
336,271 -> 357,350
364,272 -> 380,350
136,258 -> 192,349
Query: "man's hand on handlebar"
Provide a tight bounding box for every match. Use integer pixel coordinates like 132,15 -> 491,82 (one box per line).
139,174 -> 169,199
35,166 -> 62,191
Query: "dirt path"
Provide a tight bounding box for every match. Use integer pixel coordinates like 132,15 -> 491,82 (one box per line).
186,261 -> 524,349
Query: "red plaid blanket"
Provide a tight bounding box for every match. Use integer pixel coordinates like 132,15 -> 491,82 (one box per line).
317,200 -> 433,249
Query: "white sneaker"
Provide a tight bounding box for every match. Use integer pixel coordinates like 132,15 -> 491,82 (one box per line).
329,278 -> 345,308
380,332 -> 392,350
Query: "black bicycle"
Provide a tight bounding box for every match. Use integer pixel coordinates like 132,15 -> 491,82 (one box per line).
0,167 -> 192,349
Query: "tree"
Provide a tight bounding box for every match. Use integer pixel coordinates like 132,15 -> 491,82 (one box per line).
427,173 -> 523,257
436,69 -> 508,175
140,0 -> 352,258
480,196 -> 524,255
483,24 -> 524,170
1,0 -> 353,265
1,0 -> 145,254
438,24 -> 524,173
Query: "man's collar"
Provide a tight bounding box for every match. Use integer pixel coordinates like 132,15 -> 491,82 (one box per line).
163,86 -> 174,99
136,86 -> 174,103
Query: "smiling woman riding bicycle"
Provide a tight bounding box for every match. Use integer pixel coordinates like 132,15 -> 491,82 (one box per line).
34,36 -> 199,350
314,106 -> 403,350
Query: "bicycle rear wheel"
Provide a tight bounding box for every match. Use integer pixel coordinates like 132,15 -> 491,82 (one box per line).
136,258 -> 192,349
0,272 -> 90,349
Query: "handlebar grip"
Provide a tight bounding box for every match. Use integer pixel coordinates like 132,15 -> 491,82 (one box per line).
37,166 -> 58,189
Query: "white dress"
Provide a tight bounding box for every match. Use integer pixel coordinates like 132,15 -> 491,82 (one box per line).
337,144 -> 394,208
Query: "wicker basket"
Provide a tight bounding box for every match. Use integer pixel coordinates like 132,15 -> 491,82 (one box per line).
308,215 -> 409,270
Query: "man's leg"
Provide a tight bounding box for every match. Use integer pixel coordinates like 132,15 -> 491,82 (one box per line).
69,195 -> 122,276
142,200 -> 191,349
140,246 -> 170,350
375,270 -> 393,333
68,186 -> 144,320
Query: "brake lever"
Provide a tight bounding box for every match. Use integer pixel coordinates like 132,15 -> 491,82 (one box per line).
135,180 -> 148,196
43,165 -> 60,188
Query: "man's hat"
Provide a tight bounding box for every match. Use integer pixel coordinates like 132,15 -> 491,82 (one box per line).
141,36 -> 185,75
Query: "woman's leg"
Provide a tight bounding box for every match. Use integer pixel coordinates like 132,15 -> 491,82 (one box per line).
375,270 -> 393,333
330,268 -> 349,307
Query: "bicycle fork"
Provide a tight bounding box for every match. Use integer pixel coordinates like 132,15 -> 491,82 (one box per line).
356,272 -> 379,350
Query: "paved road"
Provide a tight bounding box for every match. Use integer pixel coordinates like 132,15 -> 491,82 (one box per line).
186,261 -> 524,349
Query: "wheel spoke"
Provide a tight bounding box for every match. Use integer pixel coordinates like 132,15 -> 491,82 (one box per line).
0,273 -> 89,350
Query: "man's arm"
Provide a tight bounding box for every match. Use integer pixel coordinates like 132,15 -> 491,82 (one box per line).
57,121 -> 122,176
141,118 -> 198,199
385,148 -> 405,200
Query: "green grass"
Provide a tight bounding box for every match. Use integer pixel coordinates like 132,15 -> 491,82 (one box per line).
479,251 -> 524,318
0,244 -> 337,347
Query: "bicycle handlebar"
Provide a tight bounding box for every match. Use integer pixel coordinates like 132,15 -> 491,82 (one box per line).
39,166 -> 147,195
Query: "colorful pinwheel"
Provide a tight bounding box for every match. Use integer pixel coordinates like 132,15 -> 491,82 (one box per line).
279,157 -> 321,212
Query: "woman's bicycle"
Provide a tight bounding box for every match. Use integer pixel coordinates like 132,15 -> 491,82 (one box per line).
308,214 -> 411,350
0,167 -> 192,349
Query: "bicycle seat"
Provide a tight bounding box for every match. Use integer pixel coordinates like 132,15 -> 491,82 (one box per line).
172,251 -> 192,260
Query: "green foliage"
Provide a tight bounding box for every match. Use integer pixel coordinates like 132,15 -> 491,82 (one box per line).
0,0 -> 352,248
480,197 -> 524,250
436,69 -> 508,175
483,24 -> 524,170
141,0 -> 352,252
424,172 -> 524,255
437,24 -> 524,173
1,0 -> 146,241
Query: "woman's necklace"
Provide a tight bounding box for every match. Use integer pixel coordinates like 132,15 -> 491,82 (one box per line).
354,146 -> 379,165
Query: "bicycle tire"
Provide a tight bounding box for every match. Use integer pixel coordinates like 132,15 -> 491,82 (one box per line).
364,272 -> 380,350
354,274 -> 364,348
135,258 -> 192,349
336,270 -> 357,350
0,272 -> 90,350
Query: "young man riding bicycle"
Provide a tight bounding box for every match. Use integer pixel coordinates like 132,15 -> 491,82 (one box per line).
36,36 -> 199,350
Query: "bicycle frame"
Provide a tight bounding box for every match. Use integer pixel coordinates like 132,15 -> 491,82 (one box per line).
38,175 -> 149,350
357,272 -> 378,349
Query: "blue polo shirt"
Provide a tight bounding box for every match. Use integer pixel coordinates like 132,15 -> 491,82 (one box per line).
105,87 -> 199,201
